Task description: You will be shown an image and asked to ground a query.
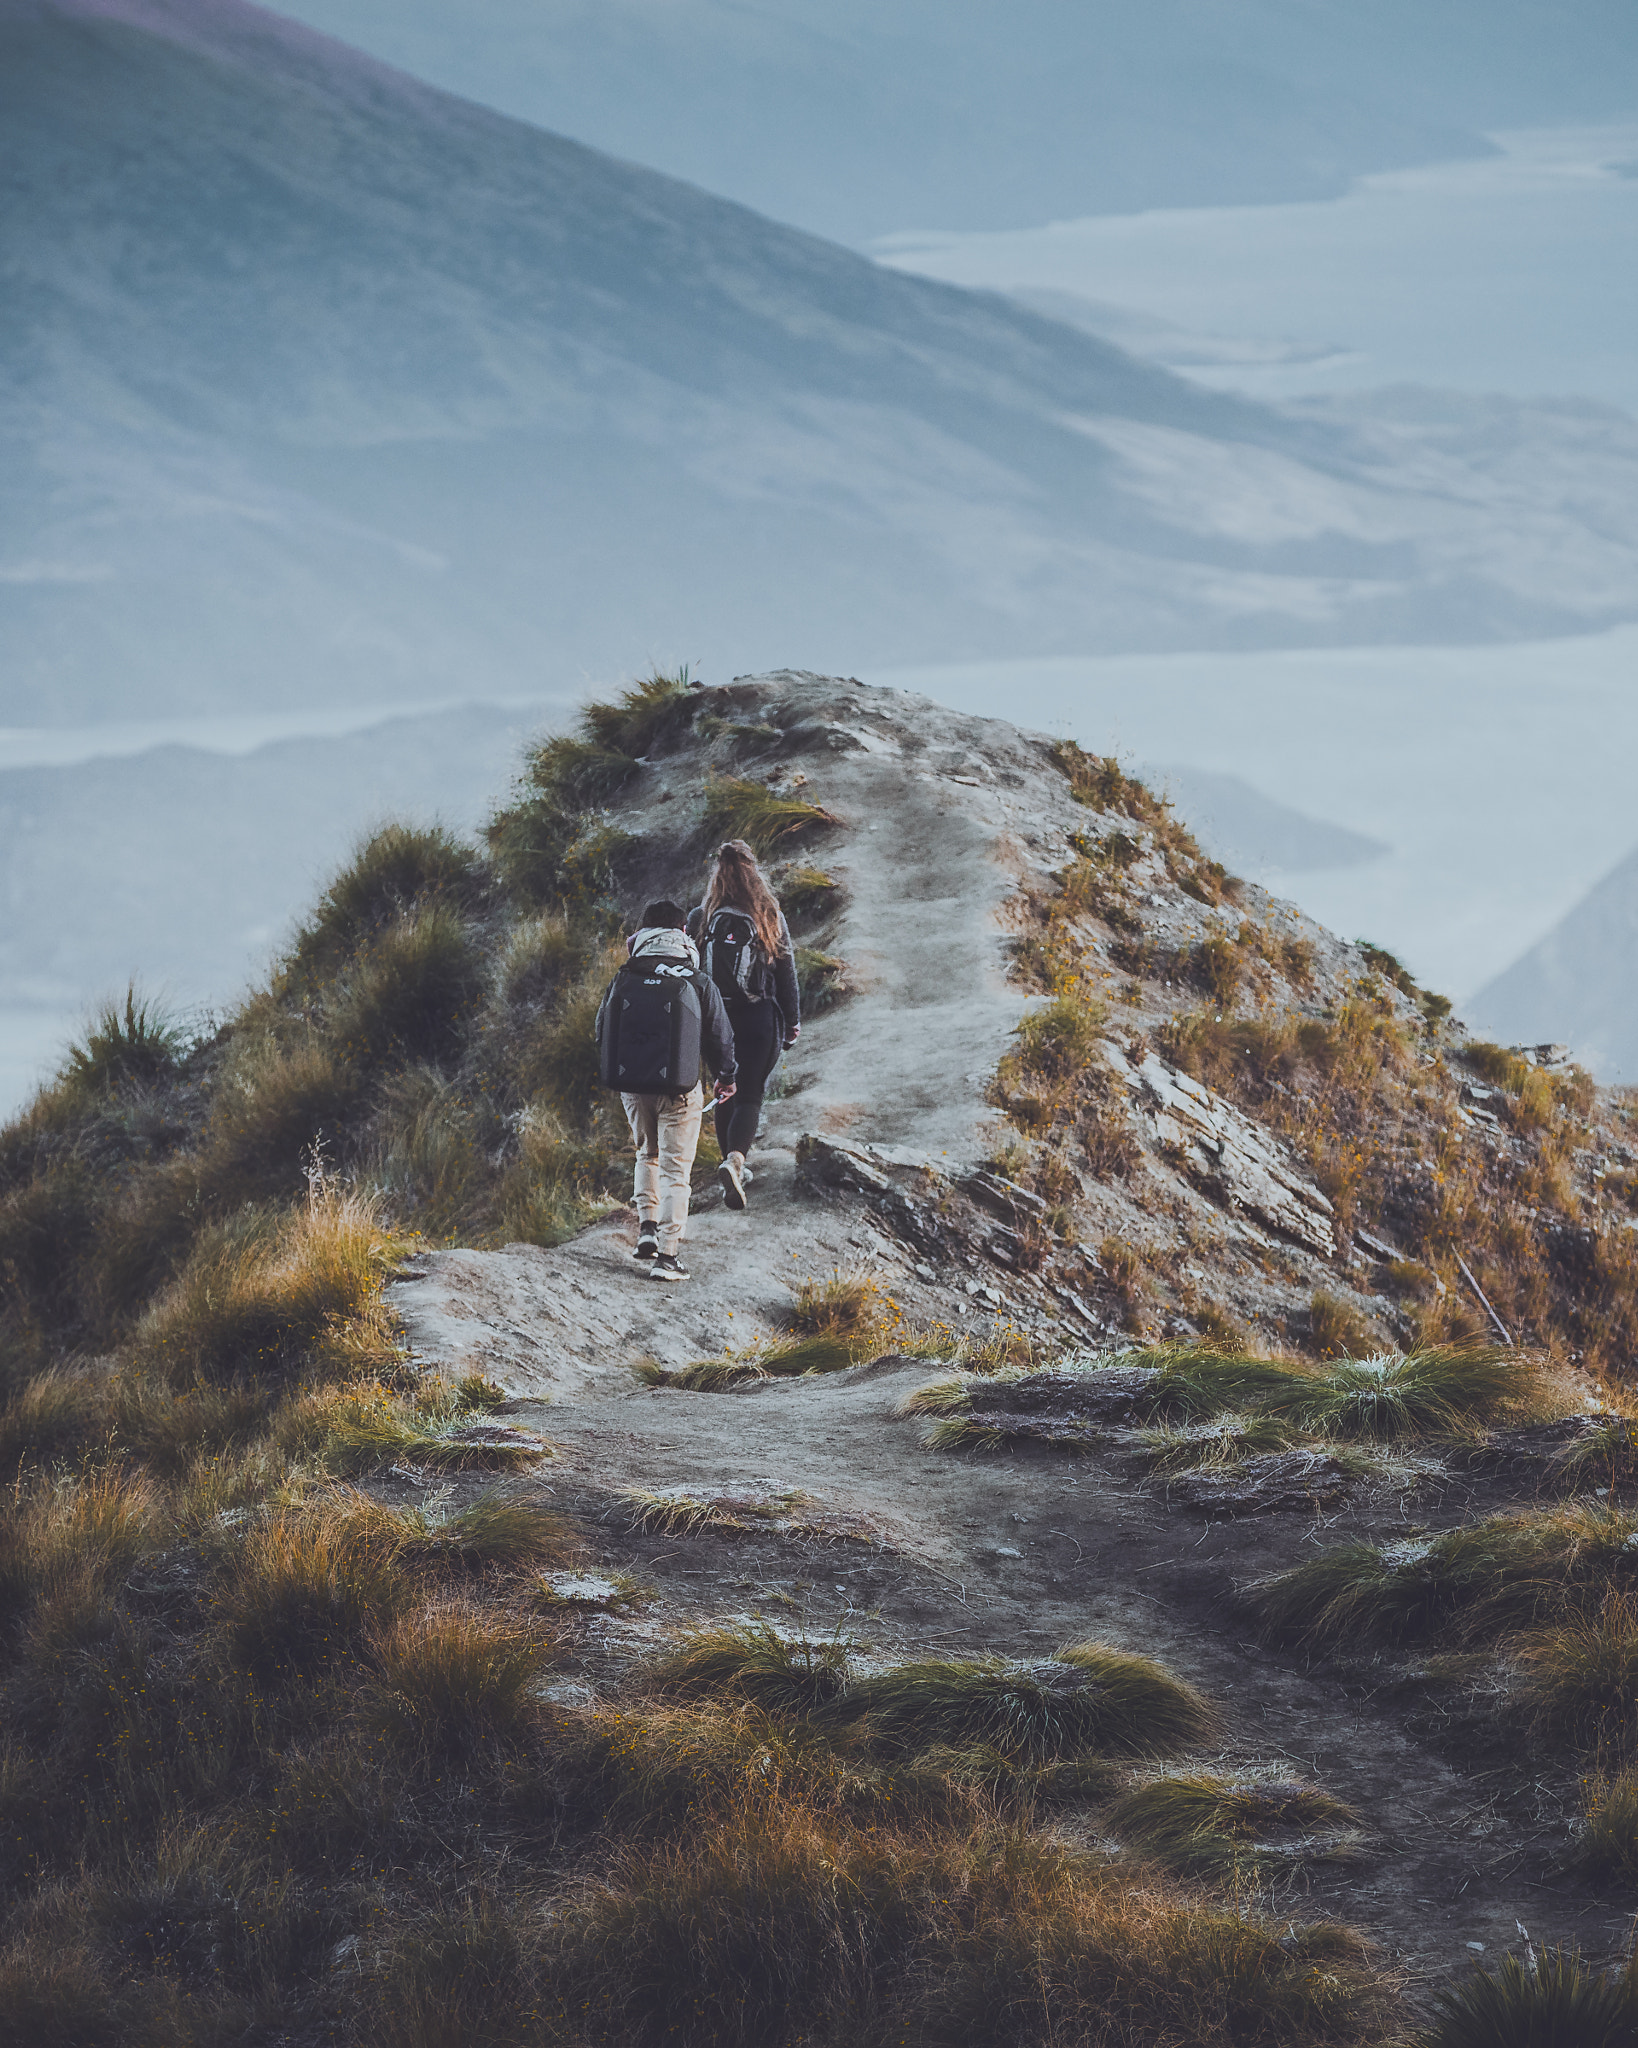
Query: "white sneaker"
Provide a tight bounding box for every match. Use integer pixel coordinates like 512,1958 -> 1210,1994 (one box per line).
718,1156 -> 747,1210
649,1252 -> 690,1282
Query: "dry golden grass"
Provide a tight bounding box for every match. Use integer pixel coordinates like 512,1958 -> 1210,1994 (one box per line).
366,1602 -> 551,1752
216,1489 -> 409,1677
133,1188 -> 408,1388
547,1802 -> 1387,2048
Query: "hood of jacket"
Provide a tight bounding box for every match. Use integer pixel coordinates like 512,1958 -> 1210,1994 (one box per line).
628,925 -> 700,967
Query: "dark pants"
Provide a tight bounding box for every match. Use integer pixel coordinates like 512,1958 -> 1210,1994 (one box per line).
716,999 -> 782,1158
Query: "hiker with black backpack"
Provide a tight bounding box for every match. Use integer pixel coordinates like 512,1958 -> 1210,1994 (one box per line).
688,839 -> 801,1212
595,900 -> 737,1282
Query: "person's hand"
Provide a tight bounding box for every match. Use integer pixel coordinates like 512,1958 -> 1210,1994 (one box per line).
714,1080 -> 737,1103
784,1025 -> 800,1048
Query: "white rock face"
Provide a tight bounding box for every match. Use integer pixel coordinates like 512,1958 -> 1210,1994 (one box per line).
1105,1043 -> 1336,1257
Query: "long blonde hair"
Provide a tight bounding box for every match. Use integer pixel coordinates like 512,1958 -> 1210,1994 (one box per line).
701,840 -> 784,959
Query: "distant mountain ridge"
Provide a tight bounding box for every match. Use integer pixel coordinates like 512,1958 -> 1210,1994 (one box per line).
4,0 -> 1638,723
271,0 -> 1638,244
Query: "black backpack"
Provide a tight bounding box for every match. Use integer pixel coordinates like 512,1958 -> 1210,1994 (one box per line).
700,907 -> 764,1005
597,955 -> 704,1094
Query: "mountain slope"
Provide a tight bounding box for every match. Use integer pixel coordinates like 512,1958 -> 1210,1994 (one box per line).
5,0 -> 1638,723
6,672 -> 1638,2034
1472,843 -> 1638,1080
270,0 -> 1637,243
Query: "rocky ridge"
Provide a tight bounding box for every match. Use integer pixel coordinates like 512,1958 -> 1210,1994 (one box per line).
384,670 -> 1638,2009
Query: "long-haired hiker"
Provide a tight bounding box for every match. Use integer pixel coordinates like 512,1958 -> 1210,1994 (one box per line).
689,840 -> 800,1210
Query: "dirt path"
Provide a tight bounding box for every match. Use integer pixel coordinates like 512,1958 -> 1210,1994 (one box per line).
390,672 -> 1626,2003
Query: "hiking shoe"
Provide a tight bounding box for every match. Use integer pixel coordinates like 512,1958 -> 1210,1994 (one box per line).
649,1252 -> 690,1282
718,1157 -> 747,1210
632,1227 -> 658,1261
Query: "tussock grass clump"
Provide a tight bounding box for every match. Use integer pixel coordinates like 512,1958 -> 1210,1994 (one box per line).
0,1468 -> 163,1621
327,904 -> 487,1071
1014,992 -> 1107,1081
202,1034 -> 363,1209
778,865 -> 839,922
757,1333 -> 860,1376
1264,1344 -> 1526,1441
549,1807 -> 1385,2048
367,1603 -> 550,1751
844,1643 -> 1215,1763
1424,1945 -> 1638,2048
285,823 -> 486,985
278,1378 -> 552,1475
786,1270 -> 886,1341
0,1367 -> 107,1470
913,1341 -> 1531,1463
1138,1412 -> 1304,1471
59,986 -> 184,1101
1258,1501 -> 1638,1651
1575,1769 -> 1638,1882
135,1189 -> 407,1388
649,1621 -> 851,1714
702,777 -> 837,855
485,671 -> 690,908
1107,1773 -> 1361,1878
632,1356 -> 771,1392
1516,1595 -> 1638,1752
218,1490 -> 407,1677
794,945 -> 846,1012
393,1490 -> 569,1573
582,671 -> 698,760
110,1377 -> 271,1475
621,1485 -> 821,1539
364,1893 -> 542,2048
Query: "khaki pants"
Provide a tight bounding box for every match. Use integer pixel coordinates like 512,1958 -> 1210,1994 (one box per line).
621,1084 -> 704,1256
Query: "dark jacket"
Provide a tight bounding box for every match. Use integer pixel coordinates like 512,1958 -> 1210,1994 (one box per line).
687,903 -> 801,1033
596,925 -> 737,1088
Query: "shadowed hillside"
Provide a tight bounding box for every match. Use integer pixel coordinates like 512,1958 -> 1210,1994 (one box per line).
5,672 -> 1638,2039
6,0 -> 1638,725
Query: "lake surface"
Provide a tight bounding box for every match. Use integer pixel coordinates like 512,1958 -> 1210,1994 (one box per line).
876,123 -> 1638,412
